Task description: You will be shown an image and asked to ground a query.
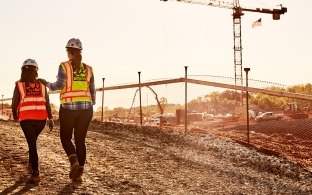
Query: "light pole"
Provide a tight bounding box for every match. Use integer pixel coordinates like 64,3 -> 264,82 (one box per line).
184,66 -> 188,134
244,68 -> 250,143
138,72 -> 143,126
101,78 -> 105,122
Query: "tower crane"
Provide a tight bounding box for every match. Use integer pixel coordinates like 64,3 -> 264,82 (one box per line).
161,0 -> 287,87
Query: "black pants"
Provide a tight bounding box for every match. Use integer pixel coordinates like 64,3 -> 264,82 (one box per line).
59,107 -> 93,166
20,120 -> 46,172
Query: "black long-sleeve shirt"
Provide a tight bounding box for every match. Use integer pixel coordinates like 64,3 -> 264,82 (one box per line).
11,81 -> 53,121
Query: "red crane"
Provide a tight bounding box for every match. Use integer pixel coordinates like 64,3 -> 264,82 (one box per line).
161,0 -> 287,87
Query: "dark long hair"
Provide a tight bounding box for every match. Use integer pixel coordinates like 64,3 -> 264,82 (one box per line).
67,48 -> 82,71
20,66 -> 38,82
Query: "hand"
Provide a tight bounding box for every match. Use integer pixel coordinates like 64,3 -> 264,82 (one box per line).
38,78 -> 48,86
48,119 -> 54,131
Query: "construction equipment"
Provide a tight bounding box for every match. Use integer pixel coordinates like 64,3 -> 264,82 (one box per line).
128,86 -> 165,125
284,102 -> 309,119
161,0 -> 287,87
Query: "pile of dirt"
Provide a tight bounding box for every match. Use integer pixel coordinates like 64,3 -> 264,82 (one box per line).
1,120 -> 312,194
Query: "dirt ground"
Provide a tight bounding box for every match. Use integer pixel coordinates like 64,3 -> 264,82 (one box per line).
1,120 -> 312,194
191,118 -> 312,168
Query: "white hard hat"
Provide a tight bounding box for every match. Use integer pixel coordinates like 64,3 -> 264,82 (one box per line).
22,59 -> 38,69
66,38 -> 82,50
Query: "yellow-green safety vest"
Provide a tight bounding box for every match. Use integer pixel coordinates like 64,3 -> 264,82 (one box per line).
60,61 -> 92,104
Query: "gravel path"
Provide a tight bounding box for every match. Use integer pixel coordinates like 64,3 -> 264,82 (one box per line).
0,120 -> 311,194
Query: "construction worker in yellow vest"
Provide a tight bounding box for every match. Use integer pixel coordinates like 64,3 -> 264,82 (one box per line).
12,59 -> 54,183
39,38 -> 96,182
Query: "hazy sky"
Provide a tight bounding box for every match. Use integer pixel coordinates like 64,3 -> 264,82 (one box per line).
1,0 -> 311,109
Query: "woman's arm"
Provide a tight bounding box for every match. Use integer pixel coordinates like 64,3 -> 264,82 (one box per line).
11,85 -> 20,121
44,86 -> 53,119
89,73 -> 96,105
47,65 -> 66,91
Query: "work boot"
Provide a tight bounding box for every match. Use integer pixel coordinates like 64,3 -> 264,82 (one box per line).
27,170 -> 40,183
73,166 -> 84,182
68,154 -> 80,179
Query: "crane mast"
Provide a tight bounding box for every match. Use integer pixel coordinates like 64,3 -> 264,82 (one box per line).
161,0 -> 287,88
233,5 -> 243,87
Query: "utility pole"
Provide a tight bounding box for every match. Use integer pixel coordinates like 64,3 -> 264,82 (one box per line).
101,78 -> 105,122
138,72 -> 143,126
244,68 -> 250,143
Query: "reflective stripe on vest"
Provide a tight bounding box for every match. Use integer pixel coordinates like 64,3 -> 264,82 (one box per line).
61,91 -> 91,99
16,81 -> 48,121
60,61 -> 92,104
20,97 -> 46,102
19,105 -> 47,111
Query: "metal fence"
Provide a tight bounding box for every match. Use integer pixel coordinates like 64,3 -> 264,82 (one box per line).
87,73 -> 312,168
1,72 -> 312,168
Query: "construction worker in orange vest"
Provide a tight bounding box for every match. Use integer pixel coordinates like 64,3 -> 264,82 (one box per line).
39,38 -> 96,182
12,59 -> 54,183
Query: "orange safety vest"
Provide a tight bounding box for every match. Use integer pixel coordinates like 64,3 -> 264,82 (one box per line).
60,61 -> 92,104
16,80 -> 48,121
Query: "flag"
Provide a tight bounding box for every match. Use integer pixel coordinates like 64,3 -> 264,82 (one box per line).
252,18 -> 262,28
